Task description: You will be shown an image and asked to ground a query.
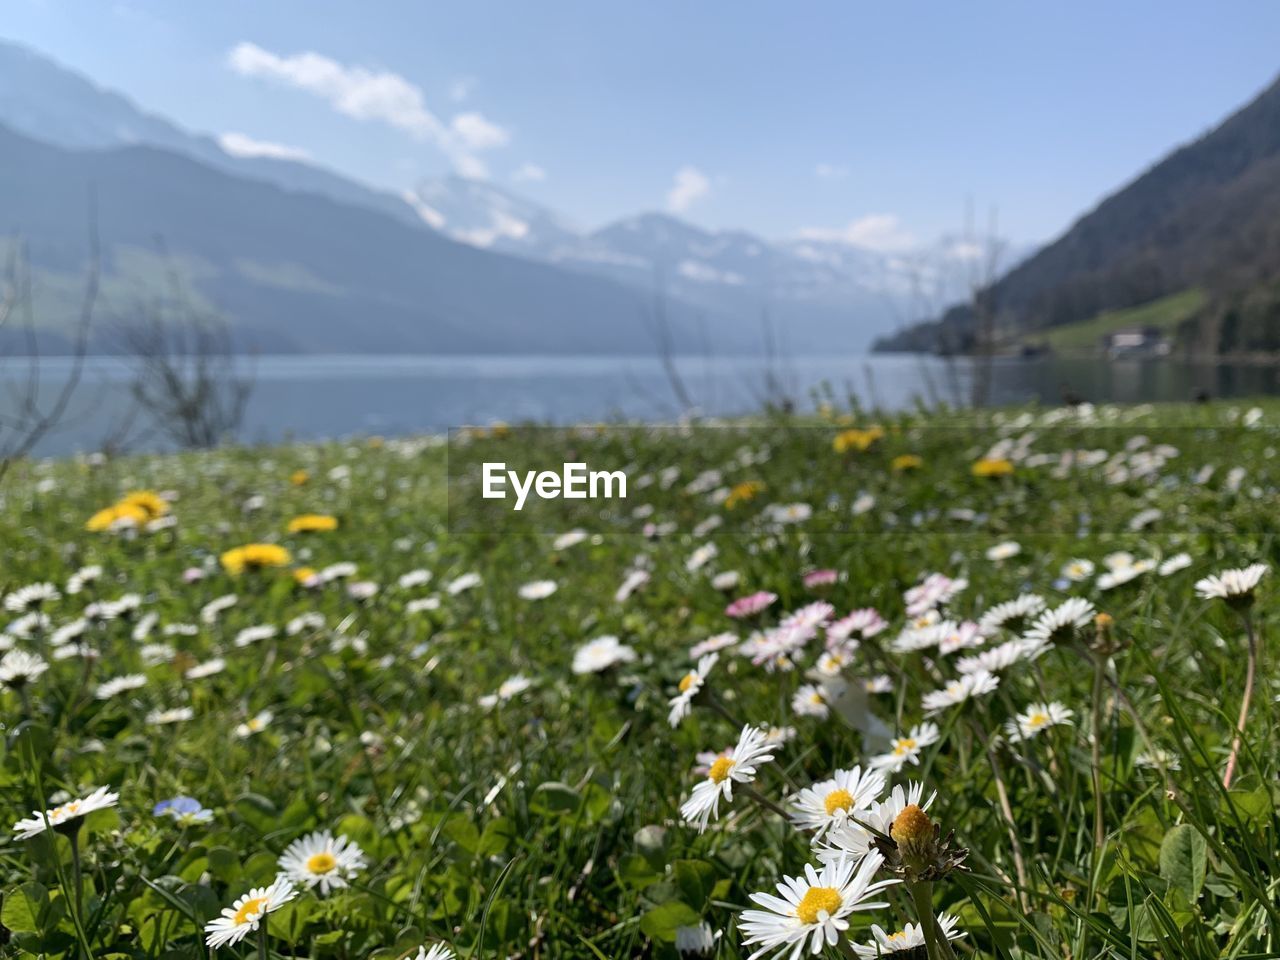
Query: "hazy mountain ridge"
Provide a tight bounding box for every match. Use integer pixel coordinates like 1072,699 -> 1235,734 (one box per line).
874,72 -> 1280,354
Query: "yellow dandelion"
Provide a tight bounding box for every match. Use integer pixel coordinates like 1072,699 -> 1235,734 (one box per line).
724,480 -> 765,510
971,457 -> 1014,478
119,490 -> 169,520
833,426 -> 884,454
85,502 -> 150,532
290,470 -> 309,486
287,514 -> 339,534
891,454 -> 923,472
220,544 -> 292,575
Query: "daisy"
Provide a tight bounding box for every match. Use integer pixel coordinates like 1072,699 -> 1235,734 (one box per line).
985,541 -> 1021,562
518,580 -> 557,600
347,580 -> 380,601
1195,564 -> 1268,604
820,782 -> 936,863
0,649 -> 48,687
95,674 -> 147,700
204,878 -> 297,948
726,591 -> 777,619
789,766 -> 886,837
711,570 -> 741,592
4,583 -> 60,613
1005,702 -> 1074,742
956,637 -> 1048,675
739,852 -> 896,960
553,529 -> 589,550
1061,558 -> 1095,582
200,594 -> 238,625
65,565 -> 103,595
147,707 -> 194,725
827,608 -> 888,645
803,569 -> 839,589
686,544 -> 719,572
398,569 -> 433,589
852,914 -> 964,957
937,620 -> 985,655
680,724 -> 775,831
572,635 -> 637,675
978,594 -> 1046,634
689,632 -> 738,658
13,786 -> 119,839
234,625 -> 278,648
869,723 -> 941,774
446,572 -> 482,595
186,657 -> 227,680
278,830 -> 367,894
904,573 -> 967,617
411,946 -> 456,960
668,654 -> 718,727
769,502 -> 813,524
615,569 -> 651,602
792,683 -> 830,719
675,922 -> 718,956
235,710 -> 273,738
478,674 -> 533,709
1158,553 -> 1192,576
1024,597 -> 1095,646
921,670 -> 999,714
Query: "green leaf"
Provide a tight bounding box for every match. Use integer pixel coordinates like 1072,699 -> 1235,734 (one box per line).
639,900 -> 700,942
1,881 -> 48,934
672,859 -> 716,910
528,781 -> 581,817
1159,824 -> 1206,903
617,853 -> 661,891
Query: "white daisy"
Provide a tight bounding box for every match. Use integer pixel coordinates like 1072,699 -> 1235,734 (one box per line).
689,632 -> 738,659
1158,553 -> 1192,576
204,878 -> 297,948
4,583 -> 60,613
572,635 -> 637,675
1005,702 -> 1074,742
234,624 -> 278,648
0,649 -> 48,687
478,674 -> 533,709
518,580 -> 557,600
278,829 -> 367,895
147,707 -> 194,725
739,851 -> 897,959
411,946 -> 456,960
95,674 -> 147,700
956,637 -> 1049,675
789,766 -> 886,837
1195,564 -> 1268,603
791,683 -> 830,719
921,670 -> 999,715
1024,597 -> 1095,645
1060,559 -> 1095,582
852,913 -> 964,957
680,724 -> 775,831
985,541 -> 1021,561
553,529 -> 589,550
977,594 -> 1046,634
668,654 -> 718,727
186,657 -> 227,680
675,921 -> 718,956
12,786 -> 119,839
869,723 -> 941,774
819,782 -> 936,863
235,710 -> 273,738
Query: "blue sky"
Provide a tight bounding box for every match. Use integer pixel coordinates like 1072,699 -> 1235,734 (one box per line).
6,1 -> 1280,249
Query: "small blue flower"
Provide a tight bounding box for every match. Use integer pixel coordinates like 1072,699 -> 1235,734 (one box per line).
153,796 -> 213,825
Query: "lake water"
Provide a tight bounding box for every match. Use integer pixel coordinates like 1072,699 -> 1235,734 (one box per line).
3,353 -> 1279,457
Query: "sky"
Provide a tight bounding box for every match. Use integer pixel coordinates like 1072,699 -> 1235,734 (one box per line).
5,1 -> 1280,250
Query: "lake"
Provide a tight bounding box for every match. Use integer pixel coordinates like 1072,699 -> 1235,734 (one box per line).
3,353 -> 1279,457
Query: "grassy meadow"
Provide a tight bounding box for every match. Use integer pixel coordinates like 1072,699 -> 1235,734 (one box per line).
0,399 -> 1278,960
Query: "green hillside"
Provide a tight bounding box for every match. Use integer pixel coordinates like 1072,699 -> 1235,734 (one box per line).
1032,288 -> 1208,351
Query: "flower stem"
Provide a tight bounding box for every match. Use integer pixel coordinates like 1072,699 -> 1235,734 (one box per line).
740,784 -> 789,820
906,880 -> 956,960
1223,609 -> 1260,790
1089,650 -> 1107,881
258,916 -> 269,960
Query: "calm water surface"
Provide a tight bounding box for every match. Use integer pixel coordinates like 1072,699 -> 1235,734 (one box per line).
3,353 -> 1278,456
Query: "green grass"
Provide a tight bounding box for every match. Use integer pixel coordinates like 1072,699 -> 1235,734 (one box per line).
0,400 -> 1277,959
1032,288 -> 1208,352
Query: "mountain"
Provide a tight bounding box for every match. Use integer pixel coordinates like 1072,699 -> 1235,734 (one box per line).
0,122 -> 739,355
405,182 -> 899,348
874,73 -> 1280,355
0,38 -> 900,353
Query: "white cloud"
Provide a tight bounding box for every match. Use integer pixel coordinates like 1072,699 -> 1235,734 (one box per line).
814,163 -> 848,180
665,165 -> 710,214
796,213 -> 917,252
511,163 -> 547,183
449,112 -> 509,150
218,131 -> 312,162
226,42 -> 508,178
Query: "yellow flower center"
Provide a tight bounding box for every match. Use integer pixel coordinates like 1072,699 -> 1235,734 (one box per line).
890,804 -> 934,846
886,930 -> 909,944
233,896 -> 268,926
708,756 -> 736,783
892,737 -> 918,756
796,886 -> 842,924
51,801 -> 81,819
678,673 -> 698,693
1027,712 -> 1050,728
306,852 -> 338,874
824,788 -> 854,816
